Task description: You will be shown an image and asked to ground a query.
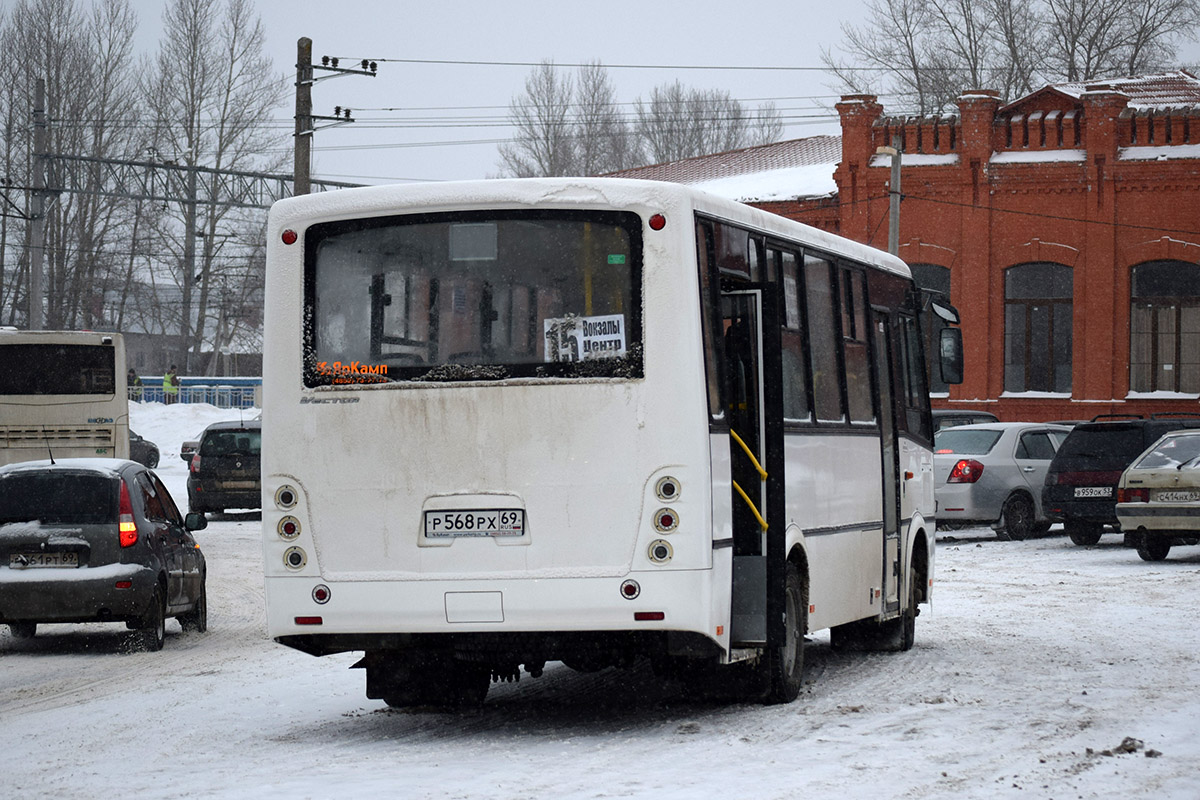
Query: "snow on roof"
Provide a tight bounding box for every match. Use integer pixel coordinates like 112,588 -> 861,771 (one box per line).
1038,70 -> 1200,110
606,135 -> 841,202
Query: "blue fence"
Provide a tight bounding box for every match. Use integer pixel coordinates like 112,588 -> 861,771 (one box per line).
132,377 -> 261,409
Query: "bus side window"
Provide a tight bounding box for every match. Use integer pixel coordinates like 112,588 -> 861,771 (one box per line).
897,314 -> 932,441
777,249 -> 811,423
841,266 -> 874,423
804,253 -> 846,423
696,221 -> 724,424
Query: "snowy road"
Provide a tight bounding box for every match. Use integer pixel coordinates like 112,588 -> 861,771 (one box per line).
4,404 -> 1200,798
6,522 -> 1200,798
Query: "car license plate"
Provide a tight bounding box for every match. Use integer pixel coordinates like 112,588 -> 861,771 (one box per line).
1074,487 -> 1112,498
220,480 -> 257,489
424,509 -> 525,537
9,552 -> 79,569
1156,490 -> 1200,503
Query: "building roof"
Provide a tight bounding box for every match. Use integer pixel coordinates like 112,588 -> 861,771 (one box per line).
1003,70 -> 1200,112
606,135 -> 841,202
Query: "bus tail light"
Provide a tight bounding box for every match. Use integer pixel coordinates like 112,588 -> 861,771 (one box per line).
118,481 -> 138,547
284,546 -> 307,570
620,580 -> 640,599
1118,487 -> 1149,503
948,459 -> 984,484
648,540 -> 673,564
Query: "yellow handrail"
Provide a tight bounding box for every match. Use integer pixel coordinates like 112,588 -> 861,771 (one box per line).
732,479 -> 769,531
729,429 -> 767,481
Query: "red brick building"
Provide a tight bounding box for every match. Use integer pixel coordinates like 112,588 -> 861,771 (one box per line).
614,71 -> 1200,422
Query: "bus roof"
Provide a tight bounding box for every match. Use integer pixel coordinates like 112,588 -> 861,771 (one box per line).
270,178 -> 912,279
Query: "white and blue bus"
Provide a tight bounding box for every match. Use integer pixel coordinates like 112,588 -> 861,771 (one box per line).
261,178 -> 962,705
0,330 -> 129,467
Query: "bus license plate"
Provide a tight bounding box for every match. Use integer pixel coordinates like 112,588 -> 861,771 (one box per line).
424,510 -> 525,537
10,552 -> 79,569
1074,487 -> 1111,498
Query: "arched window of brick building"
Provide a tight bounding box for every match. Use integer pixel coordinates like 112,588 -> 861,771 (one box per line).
1130,260 -> 1200,394
1004,262 -> 1072,393
910,263 -> 951,394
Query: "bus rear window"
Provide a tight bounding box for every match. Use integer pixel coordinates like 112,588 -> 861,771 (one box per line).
0,344 -> 115,395
304,210 -> 643,385
0,473 -> 118,525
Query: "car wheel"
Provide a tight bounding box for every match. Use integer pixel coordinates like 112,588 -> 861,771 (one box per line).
8,622 -> 36,639
146,451 -> 159,469
762,562 -> 806,704
1137,536 -> 1171,562
179,580 -> 207,633
999,494 -> 1034,541
134,585 -> 166,652
1066,520 -> 1103,547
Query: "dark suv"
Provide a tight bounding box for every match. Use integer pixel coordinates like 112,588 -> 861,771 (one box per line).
0,458 -> 207,650
187,420 -> 262,515
1043,415 -> 1200,545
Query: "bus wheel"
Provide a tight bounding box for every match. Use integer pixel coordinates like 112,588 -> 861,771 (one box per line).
763,562 -> 805,704
829,568 -> 916,652
1137,537 -> 1171,562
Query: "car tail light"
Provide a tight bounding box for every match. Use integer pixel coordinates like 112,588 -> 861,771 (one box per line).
1118,487 -> 1150,503
190,454 -> 201,474
948,459 -> 985,483
118,481 -> 138,547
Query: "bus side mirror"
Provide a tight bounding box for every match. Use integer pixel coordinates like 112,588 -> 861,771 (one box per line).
939,328 -> 964,385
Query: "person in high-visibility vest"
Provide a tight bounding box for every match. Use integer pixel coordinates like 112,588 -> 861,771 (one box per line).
163,365 -> 180,405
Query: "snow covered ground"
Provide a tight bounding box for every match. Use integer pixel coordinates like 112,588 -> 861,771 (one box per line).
4,403 -> 1200,798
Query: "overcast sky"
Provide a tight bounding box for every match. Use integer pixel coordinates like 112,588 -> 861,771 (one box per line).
129,0 -> 1200,186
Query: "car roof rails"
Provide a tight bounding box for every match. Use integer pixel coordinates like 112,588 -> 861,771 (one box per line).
1089,413 -> 1144,422
1149,412 -> 1200,420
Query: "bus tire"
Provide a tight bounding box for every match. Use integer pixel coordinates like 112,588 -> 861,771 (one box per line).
830,568 -> 917,652
762,562 -> 805,704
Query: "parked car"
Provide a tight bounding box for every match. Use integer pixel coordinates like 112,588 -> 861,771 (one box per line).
933,409 -> 1000,432
1043,415 -> 1200,546
0,458 -> 207,650
1116,430 -> 1200,561
934,422 -> 1072,540
187,420 -> 262,515
128,430 -> 160,469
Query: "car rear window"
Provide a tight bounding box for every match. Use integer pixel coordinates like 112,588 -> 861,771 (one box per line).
934,429 -> 1003,455
1132,434 -> 1200,470
0,473 -> 118,525
200,430 -> 261,456
1055,426 -> 1148,461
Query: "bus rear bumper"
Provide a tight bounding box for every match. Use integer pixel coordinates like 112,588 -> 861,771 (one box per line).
265,569 -> 728,659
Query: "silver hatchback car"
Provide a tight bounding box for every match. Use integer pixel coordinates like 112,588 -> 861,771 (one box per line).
935,422 -> 1073,540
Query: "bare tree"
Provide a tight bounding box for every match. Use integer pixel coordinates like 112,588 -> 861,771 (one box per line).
825,0 -> 1200,113
140,0 -> 284,369
497,61 -> 576,177
0,0 -> 141,329
634,81 -> 784,164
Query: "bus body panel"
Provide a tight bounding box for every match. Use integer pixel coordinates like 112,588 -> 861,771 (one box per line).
261,178 -> 936,679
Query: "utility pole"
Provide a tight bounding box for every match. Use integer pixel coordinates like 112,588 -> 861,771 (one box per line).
294,38 -> 313,196
28,79 -> 47,329
877,135 -> 903,256
293,37 -> 377,197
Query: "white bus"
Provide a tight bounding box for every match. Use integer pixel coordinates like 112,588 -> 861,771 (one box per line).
262,179 -> 962,706
0,330 -> 129,467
